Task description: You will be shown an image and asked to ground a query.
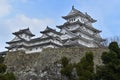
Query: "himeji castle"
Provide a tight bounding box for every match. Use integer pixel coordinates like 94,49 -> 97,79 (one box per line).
6,6 -> 105,53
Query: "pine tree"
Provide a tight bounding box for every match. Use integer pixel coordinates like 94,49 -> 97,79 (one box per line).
96,42 -> 120,80
76,51 -> 94,80
0,56 -> 16,80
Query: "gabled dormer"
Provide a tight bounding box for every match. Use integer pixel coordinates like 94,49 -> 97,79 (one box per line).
12,28 -> 35,41
40,26 -> 62,38
62,6 -> 96,24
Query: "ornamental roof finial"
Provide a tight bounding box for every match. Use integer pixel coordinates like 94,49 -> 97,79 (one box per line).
72,5 -> 74,9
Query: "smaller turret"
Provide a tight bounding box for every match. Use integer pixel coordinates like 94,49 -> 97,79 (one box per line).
12,28 -> 35,41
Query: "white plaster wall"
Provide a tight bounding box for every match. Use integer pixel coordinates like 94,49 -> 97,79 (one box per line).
19,33 -> 31,41
85,28 -> 94,35
41,34 -> 48,38
26,44 -> 58,54
95,33 -> 101,38
47,32 -> 58,37
60,28 -> 67,34
43,45 -> 55,48
25,40 -> 60,47
60,34 -> 73,40
12,36 -> 20,41
26,47 -> 42,54
67,24 -> 79,31
28,40 -> 50,46
9,42 -> 22,47
67,16 -> 88,23
17,47 -> 26,51
51,40 -> 62,46
78,39 -> 98,47
41,32 -> 60,39
78,39 -> 89,47
67,16 -> 89,24
9,47 -> 26,52
77,32 -> 93,40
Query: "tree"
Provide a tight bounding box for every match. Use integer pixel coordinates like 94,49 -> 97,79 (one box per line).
0,64 -> 7,73
61,63 -> 73,79
110,36 -> 120,46
0,56 -> 4,64
76,51 -> 94,80
61,56 -> 69,67
60,56 -> 74,80
0,56 -> 16,80
101,36 -> 120,47
4,72 -> 16,80
60,52 -> 95,80
96,42 -> 120,80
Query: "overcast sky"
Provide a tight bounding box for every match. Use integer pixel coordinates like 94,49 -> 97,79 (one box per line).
0,0 -> 120,51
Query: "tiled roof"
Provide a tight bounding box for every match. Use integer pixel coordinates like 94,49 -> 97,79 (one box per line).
62,6 -> 96,23
67,6 -> 81,16
40,26 -> 62,35
6,39 -> 24,44
28,42 -> 62,48
57,20 -> 101,32
63,40 -> 86,47
12,28 -> 35,36
6,41 -> 62,49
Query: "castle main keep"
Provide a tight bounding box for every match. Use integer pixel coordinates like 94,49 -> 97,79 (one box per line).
6,6 -> 105,53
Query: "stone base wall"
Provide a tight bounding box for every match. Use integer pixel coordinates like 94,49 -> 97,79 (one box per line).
4,47 -> 108,80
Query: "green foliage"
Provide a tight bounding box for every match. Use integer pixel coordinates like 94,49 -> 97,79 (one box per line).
60,42 -> 120,80
61,56 -> 69,67
0,56 -> 6,74
60,52 -> 94,80
0,72 -> 16,80
60,57 -> 74,79
96,66 -> 113,80
0,56 -> 16,80
61,63 -> 73,79
108,42 -> 119,53
86,51 -> 94,63
96,42 -> 120,80
76,51 -> 94,80
108,42 -> 120,58
0,64 -> 7,73
4,72 -> 16,80
0,56 -> 4,64
101,51 -> 117,64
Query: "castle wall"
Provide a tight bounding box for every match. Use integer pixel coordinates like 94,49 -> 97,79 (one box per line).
4,47 -> 108,80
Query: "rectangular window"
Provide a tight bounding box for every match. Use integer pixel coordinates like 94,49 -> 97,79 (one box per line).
74,18 -> 75,21
25,35 -> 27,38
30,48 -> 32,51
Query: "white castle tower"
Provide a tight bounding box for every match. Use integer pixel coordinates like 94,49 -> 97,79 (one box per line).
6,6 -> 105,53
57,6 -> 105,47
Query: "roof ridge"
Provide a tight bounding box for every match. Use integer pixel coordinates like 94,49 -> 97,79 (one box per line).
67,6 -> 80,16
12,28 -> 35,36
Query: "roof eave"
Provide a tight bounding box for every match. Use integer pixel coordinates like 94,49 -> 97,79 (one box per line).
56,25 -> 63,29
5,47 -> 10,49
95,30 -> 102,33
12,32 -> 35,37
62,14 -> 79,19
91,19 -> 97,23
28,34 -> 35,37
40,29 -> 62,35
12,32 -> 18,35
6,42 -> 12,44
